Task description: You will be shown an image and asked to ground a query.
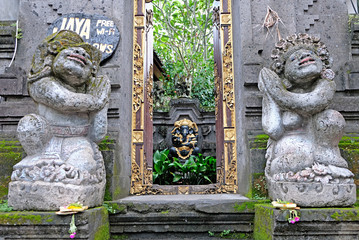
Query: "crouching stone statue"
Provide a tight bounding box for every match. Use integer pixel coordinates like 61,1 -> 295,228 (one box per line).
8,30 -> 110,210
259,33 -> 356,207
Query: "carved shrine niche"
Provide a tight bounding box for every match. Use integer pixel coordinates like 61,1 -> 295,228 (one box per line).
130,0 -> 238,195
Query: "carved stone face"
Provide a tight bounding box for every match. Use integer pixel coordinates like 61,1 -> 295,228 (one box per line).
284,49 -> 323,86
52,47 -> 93,87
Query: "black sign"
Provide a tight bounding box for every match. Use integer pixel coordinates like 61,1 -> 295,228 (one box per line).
48,13 -> 120,62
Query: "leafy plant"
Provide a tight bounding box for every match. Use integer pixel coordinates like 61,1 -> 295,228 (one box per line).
172,154 -> 216,185
153,150 -> 216,185
0,200 -> 13,212
220,230 -> 231,237
153,149 -> 176,184
153,0 -> 215,109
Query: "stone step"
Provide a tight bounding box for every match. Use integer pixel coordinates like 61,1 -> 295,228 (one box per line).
108,194 -> 257,239
0,207 -> 109,239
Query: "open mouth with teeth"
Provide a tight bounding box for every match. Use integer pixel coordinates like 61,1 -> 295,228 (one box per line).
67,54 -> 87,66
299,57 -> 316,67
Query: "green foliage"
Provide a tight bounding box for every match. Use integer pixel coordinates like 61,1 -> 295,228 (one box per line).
98,136 -> 114,151
153,0 -> 215,109
153,149 -> 216,185
0,200 -> 12,212
220,230 -> 231,237
102,202 -> 126,214
10,23 -> 22,39
171,154 -> 216,185
153,149 -> 175,185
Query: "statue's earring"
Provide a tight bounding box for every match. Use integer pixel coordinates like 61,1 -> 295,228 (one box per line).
321,69 -> 335,80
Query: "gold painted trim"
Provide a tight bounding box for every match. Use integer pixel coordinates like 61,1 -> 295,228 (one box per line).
220,13 -> 231,25
224,128 -> 235,141
135,16 -> 145,28
133,130 -> 144,143
146,64 -> 154,120
130,0 -> 238,195
133,43 -> 144,113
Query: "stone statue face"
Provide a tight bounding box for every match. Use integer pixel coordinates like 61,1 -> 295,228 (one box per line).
284,49 -> 323,86
52,47 -> 94,87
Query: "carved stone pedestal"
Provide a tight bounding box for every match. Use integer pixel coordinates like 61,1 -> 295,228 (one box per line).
8,181 -> 105,211
267,179 -> 356,207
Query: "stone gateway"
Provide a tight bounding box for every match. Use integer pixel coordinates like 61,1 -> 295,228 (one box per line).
259,34 -> 356,207
8,30 -> 111,210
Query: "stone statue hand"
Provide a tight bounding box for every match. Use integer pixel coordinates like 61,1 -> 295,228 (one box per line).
87,75 -> 111,110
258,67 -> 284,94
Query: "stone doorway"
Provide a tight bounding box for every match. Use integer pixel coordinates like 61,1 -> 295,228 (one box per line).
130,0 -> 238,195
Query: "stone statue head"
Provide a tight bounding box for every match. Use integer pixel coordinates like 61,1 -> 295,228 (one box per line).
171,118 -> 198,159
270,33 -> 334,88
28,30 -> 102,87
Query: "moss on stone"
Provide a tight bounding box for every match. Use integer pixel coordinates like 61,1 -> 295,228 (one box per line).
234,200 -> 271,213
253,204 -> 274,240
0,140 -> 24,199
111,234 -> 129,239
98,136 -> 114,151
113,186 -> 122,198
104,186 -> 112,201
252,173 -> 268,199
330,208 -> 359,221
0,212 -> 53,225
250,134 -> 269,149
94,207 -> 110,240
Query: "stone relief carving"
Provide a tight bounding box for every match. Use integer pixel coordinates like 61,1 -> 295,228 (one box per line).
8,30 -> 110,210
259,33 -> 356,207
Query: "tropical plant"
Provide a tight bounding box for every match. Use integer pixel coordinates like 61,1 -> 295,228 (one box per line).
153,149 -> 216,185
153,0 -> 215,109
171,154 -> 216,184
153,149 -> 176,185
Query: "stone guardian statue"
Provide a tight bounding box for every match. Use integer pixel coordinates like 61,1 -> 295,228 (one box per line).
259,33 -> 356,207
8,30 -> 110,210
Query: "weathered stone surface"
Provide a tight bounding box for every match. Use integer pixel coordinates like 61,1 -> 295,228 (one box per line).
8,30 -> 110,210
259,34 -> 356,207
109,194 -> 255,239
254,204 -> 359,240
0,207 -> 109,239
